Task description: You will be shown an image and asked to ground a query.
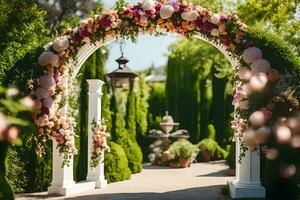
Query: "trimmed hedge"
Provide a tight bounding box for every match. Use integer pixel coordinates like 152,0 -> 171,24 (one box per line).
244,28 -> 300,75
104,142 -> 131,183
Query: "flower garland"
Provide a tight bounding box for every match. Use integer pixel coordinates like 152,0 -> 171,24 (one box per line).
90,119 -> 110,169
30,0 -> 299,164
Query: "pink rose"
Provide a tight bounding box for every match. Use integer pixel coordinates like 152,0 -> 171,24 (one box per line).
55,133 -> 65,144
260,107 -> 272,120
267,69 -> 279,82
6,126 -> 19,143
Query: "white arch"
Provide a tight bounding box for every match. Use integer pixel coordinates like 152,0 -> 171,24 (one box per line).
71,33 -> 239,79
50,32 -> 265,199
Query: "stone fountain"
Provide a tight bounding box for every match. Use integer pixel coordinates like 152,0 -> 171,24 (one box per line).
148,112 -> 189,165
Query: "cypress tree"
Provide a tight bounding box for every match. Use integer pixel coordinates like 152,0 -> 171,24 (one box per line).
126,81 -> 137,141
210,66 -> 227,145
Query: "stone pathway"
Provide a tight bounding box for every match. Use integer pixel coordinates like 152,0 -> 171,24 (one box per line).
17,161 -> 233,200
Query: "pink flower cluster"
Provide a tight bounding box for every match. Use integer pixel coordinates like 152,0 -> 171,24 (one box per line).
90,120 -> 110,168
0,113 -> 19,144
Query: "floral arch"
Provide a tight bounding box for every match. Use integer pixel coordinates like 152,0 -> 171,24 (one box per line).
30,0 -> 300,198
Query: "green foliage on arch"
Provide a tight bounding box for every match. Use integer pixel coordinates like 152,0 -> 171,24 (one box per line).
244,28 -> 300,74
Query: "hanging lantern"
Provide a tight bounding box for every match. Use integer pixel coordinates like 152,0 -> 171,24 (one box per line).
106,42 -> 137,89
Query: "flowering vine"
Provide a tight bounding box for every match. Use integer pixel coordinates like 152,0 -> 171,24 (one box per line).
90,119 -> 110,169
29,0 -> 299,164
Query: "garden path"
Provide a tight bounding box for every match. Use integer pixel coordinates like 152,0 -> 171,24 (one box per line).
17,161 -> 233,200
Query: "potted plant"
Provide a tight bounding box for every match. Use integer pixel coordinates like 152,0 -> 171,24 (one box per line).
168,139 -> 199,168
197,138 -> 228,162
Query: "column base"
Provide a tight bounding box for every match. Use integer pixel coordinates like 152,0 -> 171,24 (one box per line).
229,180 -> 266,199
95,179 -> 107,188
48,181 -> 95,196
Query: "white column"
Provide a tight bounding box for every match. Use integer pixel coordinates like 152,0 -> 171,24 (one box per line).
86,79 -> 107,188
48,141 -> 76,195
229,142 -> 265,198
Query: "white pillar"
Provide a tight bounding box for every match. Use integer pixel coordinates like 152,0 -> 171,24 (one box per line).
229,142 -> 265,198
86,79 -> 107,188
48,141 -> 76,195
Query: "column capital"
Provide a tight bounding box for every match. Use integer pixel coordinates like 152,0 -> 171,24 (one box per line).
87,79 -> 105,93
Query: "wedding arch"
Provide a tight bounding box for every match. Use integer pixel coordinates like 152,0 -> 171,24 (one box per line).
29,0 -> 300,198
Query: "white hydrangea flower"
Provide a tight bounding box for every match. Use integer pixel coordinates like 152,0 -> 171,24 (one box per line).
210,14 -> 220,25
211,28 -> 219,36
38,51 -> 59,67
242,47 -> 263,64
139,0 -> 155,11
181,10 -> 198,22
35,87 -> 50,99
160,5 -> 174,19
43,97 -> 54,109
53,36 -> 70,52
38,75 -> 56,89
250,59 -> 271,74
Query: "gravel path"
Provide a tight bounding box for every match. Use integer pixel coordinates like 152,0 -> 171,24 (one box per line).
17,161 -> 233,200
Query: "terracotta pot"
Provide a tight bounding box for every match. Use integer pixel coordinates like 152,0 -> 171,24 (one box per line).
179,158 -> 190,168
227,168 -> 236,176
169,161 -> 179,168
161,151 -> 171,162
202,150 -> 212,162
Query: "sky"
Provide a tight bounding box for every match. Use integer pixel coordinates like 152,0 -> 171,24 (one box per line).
102,0 -> 179,72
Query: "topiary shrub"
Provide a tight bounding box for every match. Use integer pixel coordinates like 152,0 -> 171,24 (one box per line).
197,138 -> 228,161
121,139 -> 143,174
207,124 -> 216,140
104,141 -> 131,183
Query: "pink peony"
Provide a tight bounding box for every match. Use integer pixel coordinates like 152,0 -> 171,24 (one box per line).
276,125 -> 291,143
139,0 -> 155,11
250,59 -> 271,74
237,67 -> 252,80
38,75 -> 56,89
249,73 -> 268,92
166,0 -> 180,12
38,51 -> 59,67
53,36 -> 70,52
242,47 -> 263,64
35,87 -> 50,99
159,4 -> 174,19
43,97 -> 54,109
249,111 -> 265,127
243,129 -> 256,150
181,10 -> 198,22
210,14 -> 220,25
